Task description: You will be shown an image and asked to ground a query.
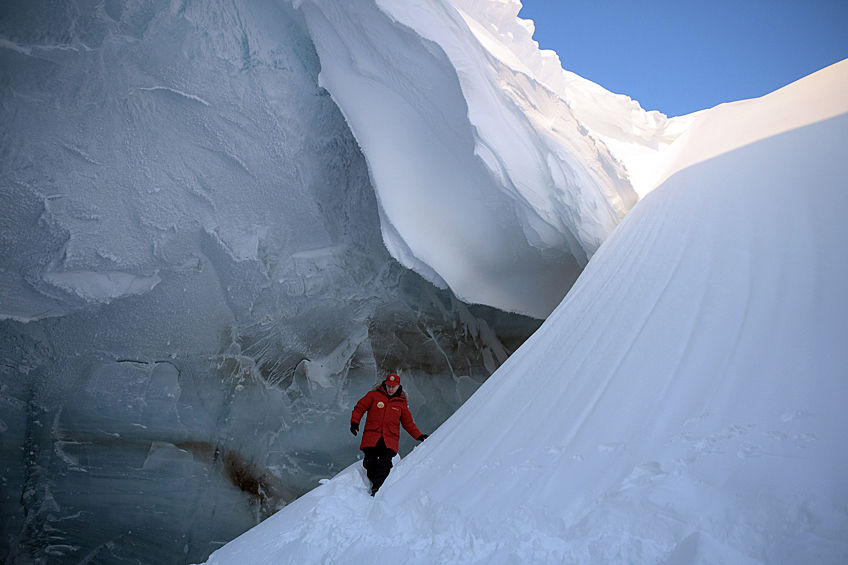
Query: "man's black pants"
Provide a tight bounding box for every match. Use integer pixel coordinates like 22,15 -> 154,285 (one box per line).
362,437 -> 395,495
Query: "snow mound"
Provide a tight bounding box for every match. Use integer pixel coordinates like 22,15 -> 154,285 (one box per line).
201,60 -> 848,565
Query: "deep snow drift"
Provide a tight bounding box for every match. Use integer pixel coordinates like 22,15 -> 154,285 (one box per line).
201,57 -> 848,565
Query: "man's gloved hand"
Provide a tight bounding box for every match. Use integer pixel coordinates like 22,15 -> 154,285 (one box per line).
350,421 -> 359,436
417,434 -> 428,441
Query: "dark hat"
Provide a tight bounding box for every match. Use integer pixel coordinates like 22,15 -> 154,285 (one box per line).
385,373 -> 400,386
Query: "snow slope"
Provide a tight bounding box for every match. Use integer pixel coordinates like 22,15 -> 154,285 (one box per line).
201,60 -> 848,565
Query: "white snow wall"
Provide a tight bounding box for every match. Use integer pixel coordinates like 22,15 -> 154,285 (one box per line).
296,0 -> 649,318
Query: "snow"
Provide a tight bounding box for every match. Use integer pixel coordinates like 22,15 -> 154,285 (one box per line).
201,49 -> 848,565
2,0 -> 846,562
630,56 -> 848,196
298,0 -> 649,318
0,1 -> 547,560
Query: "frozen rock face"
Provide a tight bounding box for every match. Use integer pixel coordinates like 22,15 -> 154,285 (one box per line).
0,1 -> 540,563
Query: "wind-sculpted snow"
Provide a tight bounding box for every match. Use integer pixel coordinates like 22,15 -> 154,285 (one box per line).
202,61 -> 848,565
297,0 -> 657,318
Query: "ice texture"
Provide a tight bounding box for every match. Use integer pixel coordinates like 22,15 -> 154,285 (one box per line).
0,1 -> 542,563
4,0 -> 845,564
202,60 -> 848,565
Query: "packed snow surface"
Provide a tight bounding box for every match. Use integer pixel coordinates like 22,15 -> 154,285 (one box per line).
202,48 -> 848,565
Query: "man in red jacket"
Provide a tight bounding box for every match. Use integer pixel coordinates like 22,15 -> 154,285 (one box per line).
350,373 -> 428,495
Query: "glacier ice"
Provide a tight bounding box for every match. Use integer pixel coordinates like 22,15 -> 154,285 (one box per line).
6,0 -> 840,563
0,0 -> 544,563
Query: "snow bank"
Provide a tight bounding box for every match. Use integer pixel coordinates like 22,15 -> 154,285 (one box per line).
201,60 -> 848,565
630,56 -> 848,196
298,0 -> 665,318
446,0 -> 696,199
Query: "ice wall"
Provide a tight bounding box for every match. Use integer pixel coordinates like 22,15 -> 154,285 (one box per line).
0,1 -> 542,563
297,0 -> 650,318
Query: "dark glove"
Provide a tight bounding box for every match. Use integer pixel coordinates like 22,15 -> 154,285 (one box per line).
417,434 -> 428,441
350,421 -> 359,436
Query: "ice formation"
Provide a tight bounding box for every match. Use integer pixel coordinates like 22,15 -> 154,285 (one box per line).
203,59 -> 848,565
2,0 -> 846,564
297,0 -> 683,317
0,0 -> 540,562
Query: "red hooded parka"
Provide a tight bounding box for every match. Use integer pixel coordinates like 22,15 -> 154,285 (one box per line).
351,385 -> 422,453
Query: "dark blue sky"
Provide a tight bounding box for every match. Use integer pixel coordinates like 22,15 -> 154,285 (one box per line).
517,0 -> 848,117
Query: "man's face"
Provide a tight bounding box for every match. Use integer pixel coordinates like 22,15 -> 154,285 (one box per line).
386,383 -> 399,395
